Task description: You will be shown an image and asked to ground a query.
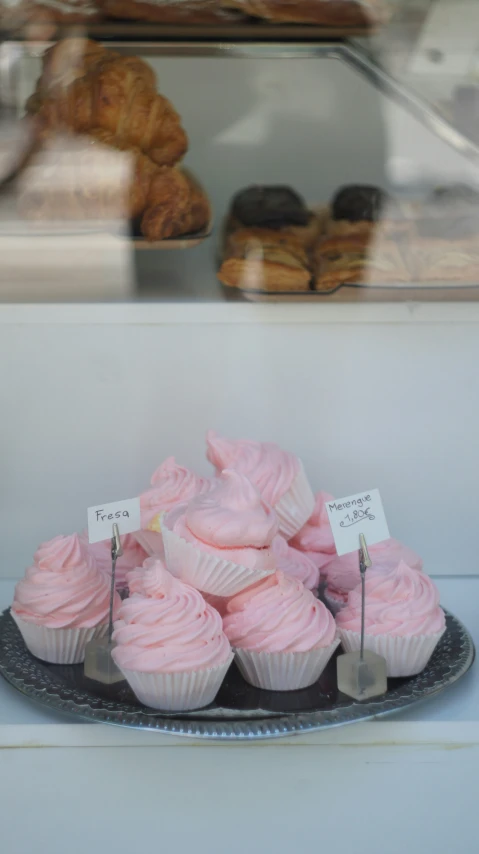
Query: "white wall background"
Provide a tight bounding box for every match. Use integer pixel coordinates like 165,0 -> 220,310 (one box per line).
0,312 -> 477,579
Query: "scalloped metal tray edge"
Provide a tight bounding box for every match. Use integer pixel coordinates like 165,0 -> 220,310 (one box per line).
0,608 -> 474,740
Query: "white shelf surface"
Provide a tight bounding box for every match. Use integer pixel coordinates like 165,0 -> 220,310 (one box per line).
0,577 -> 477,748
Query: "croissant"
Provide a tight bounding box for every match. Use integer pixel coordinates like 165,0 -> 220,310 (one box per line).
141,168 -> 211,240
29,39 -> 188,168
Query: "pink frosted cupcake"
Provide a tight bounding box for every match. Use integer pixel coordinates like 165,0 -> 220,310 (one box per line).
223,570 -> 339,690
80,531 -> 148,591
138,456 -> 207,556
112,559 -> 233,711
336,561 -> 446,677
272,535 -> 320,592
324,538 -> 423,614
290,492 -> 336,573
11,533 -> 120,664
162,470 -> 279,597
206,430 -> 314,538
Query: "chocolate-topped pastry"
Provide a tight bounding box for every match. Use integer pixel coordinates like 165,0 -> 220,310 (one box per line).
429,184 -> 479,213
331,185 -> 390,222
231,185 -> 310,229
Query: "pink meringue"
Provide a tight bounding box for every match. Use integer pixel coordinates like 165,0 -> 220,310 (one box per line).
324,538 -> 423,595
206,430 -> 299,507
336,560 -> 445,637
223,570 -> 336,653
165,470 -> 278,572
112,559 -> 231,673
290,492 -> 336,570
272,535 -> 320,591
140,456 -> 206,531
80,531 -> 148,589
12,533 -> 120,629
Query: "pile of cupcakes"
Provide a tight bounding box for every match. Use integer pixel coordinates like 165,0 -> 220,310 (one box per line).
10,430 -> 446,711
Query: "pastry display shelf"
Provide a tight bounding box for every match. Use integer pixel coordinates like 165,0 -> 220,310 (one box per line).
10,39 -> 479,170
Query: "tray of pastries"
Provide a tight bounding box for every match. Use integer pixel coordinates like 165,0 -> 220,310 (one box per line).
218,184 -> 479,301
0,0 -> 390,35
4,38 -> 212,246
0,434 -> 474,738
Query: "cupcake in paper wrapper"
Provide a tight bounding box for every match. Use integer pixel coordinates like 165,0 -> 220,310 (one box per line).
162,470 -> 279,596
112,558 -> 233,711
11,533 -> 120,665
290,491 -> 337,573
223,570 -> 338,691
235,641 -> 340,691
117,657 -> 233,711
11,613 -> 108,664
206,430 -> 314,538
336,560 -> 447,678
338,627 -> 445,678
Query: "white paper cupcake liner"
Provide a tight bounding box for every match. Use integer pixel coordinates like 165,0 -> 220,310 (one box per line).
116,653 -> 234,711
133,530 -> 165,558
162,509 -> 275,597
234,638 -> 341,691
273,461 -> 315,539
338,627 -> 446,677
11,612 -> 108,664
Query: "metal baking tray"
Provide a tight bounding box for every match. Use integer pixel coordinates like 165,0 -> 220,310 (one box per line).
0,607 -> 473,740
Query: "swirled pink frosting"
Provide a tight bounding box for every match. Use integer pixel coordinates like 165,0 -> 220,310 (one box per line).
324,538 -> 423,594
206,430 -> 299,507
336,561 -> 445,637
80,531 -> 148,589
223,570 -> 336,652
290,492 -> 336,570
111,559 -> 232,673
12,533 -> 119,629
140,456 -> 206,530
272,535 -> 320,591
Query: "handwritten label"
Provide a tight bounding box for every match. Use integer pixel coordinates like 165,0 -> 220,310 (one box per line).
326,489 -> 390,556
87,497 -> 141,545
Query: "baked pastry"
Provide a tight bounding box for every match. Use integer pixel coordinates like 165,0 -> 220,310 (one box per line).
314,233 -> 411,291
336,561 -> 446,677
141,168 -> 211,240
28,38 -> 187,168
218,185 -> 320,292
219,226 -> 313,291
206,430 -> 315,538
223,570 -> 339,691
112,558 -> 233,711
409,240 -> 479,283
326,184 -> 411,240
162,469 -> 279,597
17,132 -> 158,221
220,0 -> 387,26
11,533 -> 120,664
100,0 -> 242,22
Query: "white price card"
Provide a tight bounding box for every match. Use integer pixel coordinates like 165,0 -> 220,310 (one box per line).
325,489 -> 390,556
87,497 -> 141,545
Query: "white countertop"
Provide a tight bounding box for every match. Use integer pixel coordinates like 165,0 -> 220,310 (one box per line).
0,577 -> 477,747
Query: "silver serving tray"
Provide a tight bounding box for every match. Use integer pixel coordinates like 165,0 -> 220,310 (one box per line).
0,608 -> 474,740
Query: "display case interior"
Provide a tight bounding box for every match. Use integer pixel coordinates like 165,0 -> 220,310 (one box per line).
0,36 -> 477,302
